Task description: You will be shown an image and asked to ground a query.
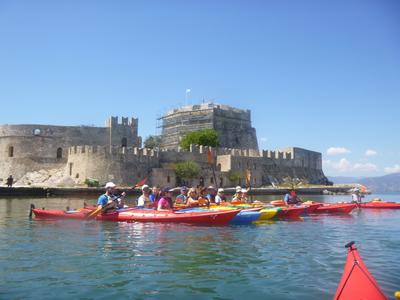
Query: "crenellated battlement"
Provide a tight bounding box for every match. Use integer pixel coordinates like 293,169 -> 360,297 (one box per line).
68,145 -> 159,158
183,144 -> 293,160
106,116 -> 138,128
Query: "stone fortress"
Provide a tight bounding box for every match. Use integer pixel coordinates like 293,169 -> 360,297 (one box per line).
0,102 -> 329,188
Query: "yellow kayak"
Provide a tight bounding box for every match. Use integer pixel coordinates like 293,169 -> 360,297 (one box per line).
259,208 -> 279,220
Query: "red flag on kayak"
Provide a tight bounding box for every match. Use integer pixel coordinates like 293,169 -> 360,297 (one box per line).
133,177 -> 147,188
207,148 -> 213,164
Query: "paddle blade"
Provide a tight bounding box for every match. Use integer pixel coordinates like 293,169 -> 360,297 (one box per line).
86,207 -> 102,219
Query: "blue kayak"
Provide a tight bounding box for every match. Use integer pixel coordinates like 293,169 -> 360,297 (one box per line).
230,211 -> 261,224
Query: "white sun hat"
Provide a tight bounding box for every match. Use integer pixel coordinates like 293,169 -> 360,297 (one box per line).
105,182 -> 116,189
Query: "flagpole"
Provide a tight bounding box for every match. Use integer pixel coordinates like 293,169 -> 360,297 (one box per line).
208,147 -> 218,189
185,88 -> 191,106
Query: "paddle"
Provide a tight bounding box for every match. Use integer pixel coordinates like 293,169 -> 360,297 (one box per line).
86,206 -> 102,219
87,178 -> 148,220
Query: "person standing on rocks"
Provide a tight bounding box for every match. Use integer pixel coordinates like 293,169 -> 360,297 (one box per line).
6,175 -> 13,188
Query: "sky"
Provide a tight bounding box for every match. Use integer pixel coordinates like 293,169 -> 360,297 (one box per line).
0,0 -> 399,177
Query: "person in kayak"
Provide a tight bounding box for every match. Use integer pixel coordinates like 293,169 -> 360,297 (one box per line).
97,182 -> 126,213
137,185 -> 151,208
197,187 -> 210,207
157,187 -> 174,211
186,188 -> 199,207
241,188 -> 250,203
215,188 -> 226,204
351,189 -> 365,203
232,186 -> 244,204
206,186 -> 217,204
150,185 -> 161,207
284,190 -> 302,205
175,186 -> 188,205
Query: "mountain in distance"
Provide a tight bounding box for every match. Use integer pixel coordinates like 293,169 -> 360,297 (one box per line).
328,173 -> 400,193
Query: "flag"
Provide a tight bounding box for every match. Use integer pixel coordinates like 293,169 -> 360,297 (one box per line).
246,169 -> 252,187
186,88 -> 191,93
207,148 -> 213,164
133,177 -> 147,188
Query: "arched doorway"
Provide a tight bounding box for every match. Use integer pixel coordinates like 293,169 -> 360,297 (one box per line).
8,146 -> 14,157
56,147 -> 62,158
121,137 -> 127,147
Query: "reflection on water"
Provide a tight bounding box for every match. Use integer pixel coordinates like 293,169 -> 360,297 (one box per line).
0,195 -> 399,299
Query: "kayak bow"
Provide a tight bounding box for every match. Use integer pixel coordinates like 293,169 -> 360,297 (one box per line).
334,241 -> 387,300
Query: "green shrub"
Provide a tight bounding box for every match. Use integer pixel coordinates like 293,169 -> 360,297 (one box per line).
85,178 -> 99,187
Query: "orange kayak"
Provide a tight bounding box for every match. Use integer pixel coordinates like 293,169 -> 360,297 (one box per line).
334,241 -> 387,300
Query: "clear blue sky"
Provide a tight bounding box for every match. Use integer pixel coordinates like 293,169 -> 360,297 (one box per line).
0,0 -> 399,177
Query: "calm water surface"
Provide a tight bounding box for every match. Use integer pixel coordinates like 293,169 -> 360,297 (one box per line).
0,194 -> 399,299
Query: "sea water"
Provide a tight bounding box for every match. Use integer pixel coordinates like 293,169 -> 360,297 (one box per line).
0,194 -> 399,299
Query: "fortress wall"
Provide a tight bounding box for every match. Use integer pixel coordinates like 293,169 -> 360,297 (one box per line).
66,146 -> 160,186
213,107 -> 259,150
107,116 -> 141,148
216,155 -> 232,172
0,124 -> 109,146
0,135 -> 68,181
0,118 -> 142,183
291,148 -> 322,170
159,148 -> 209,165
160,108 -> 214,149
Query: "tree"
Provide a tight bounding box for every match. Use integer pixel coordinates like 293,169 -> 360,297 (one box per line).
144,135 -> 162,149
279,177 -> 309,189
228,170 -> 244,186
174,161 -> 200,185
180,129 -> 219,151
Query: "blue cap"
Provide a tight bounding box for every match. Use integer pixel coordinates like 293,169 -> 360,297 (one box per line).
161,187 -> 173,193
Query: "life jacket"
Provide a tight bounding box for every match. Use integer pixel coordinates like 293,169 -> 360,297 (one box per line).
186,197 -> 199,207
158,197 -> 171,209
198,197 -> 209,206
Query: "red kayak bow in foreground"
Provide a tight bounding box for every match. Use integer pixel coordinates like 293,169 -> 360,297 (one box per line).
334,241 -> 387,300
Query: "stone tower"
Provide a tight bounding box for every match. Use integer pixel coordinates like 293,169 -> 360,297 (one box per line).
159,103 -> 259,150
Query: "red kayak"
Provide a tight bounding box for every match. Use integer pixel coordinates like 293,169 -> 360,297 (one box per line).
32,207 -> 240,225
276,206 -> 305,218
315,203 -> 357,214
334,241 -> 387,300
303,202 -> 323,213
359,201 -> 400,209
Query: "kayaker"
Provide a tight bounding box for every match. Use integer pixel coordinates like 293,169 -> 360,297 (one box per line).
215,188 -> 225,204
284,190 -> 302,205
150,185 -> 161,207
175,186 -> 188,205
186,188 -> 199,207
137,184 -> 151,208
232,186 -> 243,204
206,186 -> 217,204
157,187 -> 174,211
97,182 -> 126,213
197,187 -> 210,206
351,190 -> 361,203
241,188 -> 249,203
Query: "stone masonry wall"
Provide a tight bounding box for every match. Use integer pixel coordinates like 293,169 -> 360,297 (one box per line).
0,117 -> 140,183
66,146 -> 159,186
